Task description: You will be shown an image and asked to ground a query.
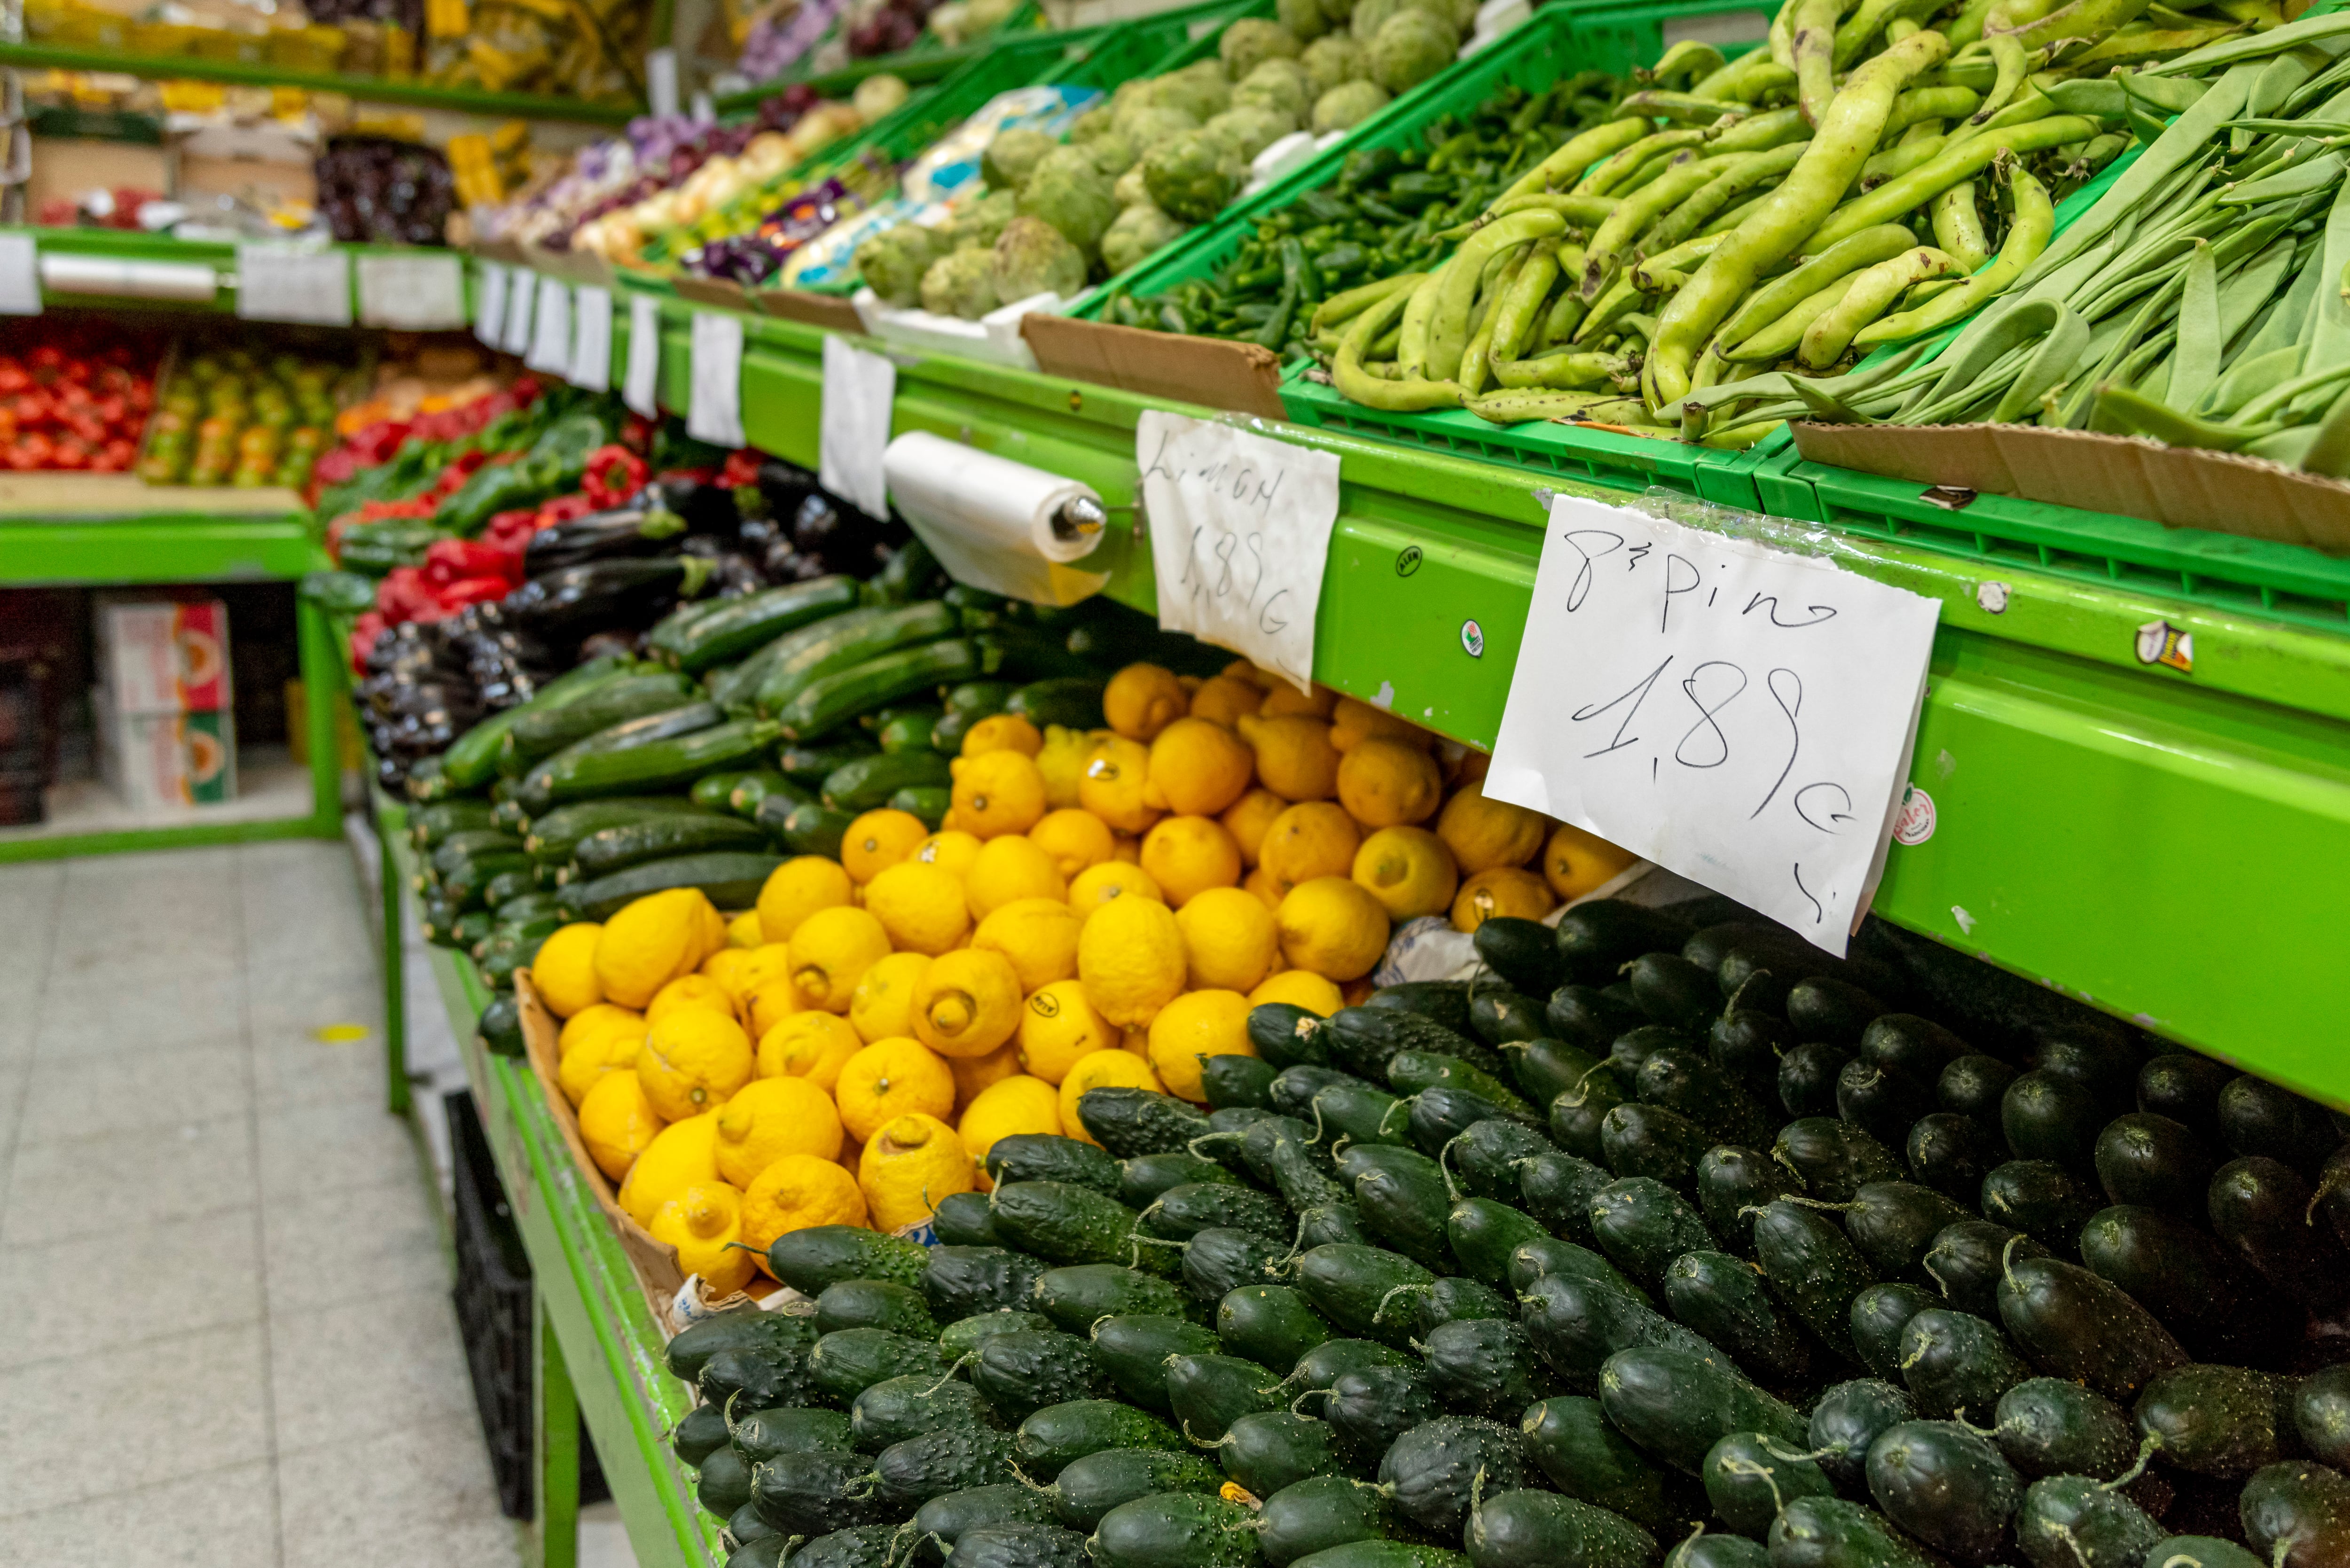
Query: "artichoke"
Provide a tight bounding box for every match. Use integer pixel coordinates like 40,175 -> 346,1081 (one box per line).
1143,128 -> 1247,223
1087,127 -> 1143,178
1219,18 -> 1304,81
920,246 -> 1001,320
1100,203 -> 1190,276
982,127 -> 1058,192
1236,58 -> 1314,121
1112,163 -> 1152,209
1310,79 -> 1390,134
1277,0 -> 1330,40
1370,7 -> 1459,94
1114,100 -> 1204,143
1150,67 -> 1231,123
1018,144 -> 1120,253
1207,104 -> 1298,161
1067,104 -> 1116,143
993,215 -> 1089,303
1319,0 -> 1357,22
854,223 -> 944,308
943,187 -> 1020,252
1301,35 -> 1370,94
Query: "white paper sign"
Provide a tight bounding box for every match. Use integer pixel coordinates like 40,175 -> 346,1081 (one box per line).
688,311 -> 746,447
647,47 -> 681,118
237,245 -> 352,326
0,234 -> 42,316
821,335 -> 895,520
475,261 -> 508,345
1137,410 -> 1341,693
571,285 -> 613,391
1485,497 -> 1942,954
500,270 -> 537,355
355,253 -> 466,329
528,275 -> 573,374
624,292 -> 663,417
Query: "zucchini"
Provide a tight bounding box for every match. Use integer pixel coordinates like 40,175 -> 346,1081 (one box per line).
770,1225 -> 930,1293
923,1246 -> 1047,1319
1378,1416 -> 1528,1535
888,786 -> 950,829
1256,1476 -> 1395,1568
1589,1178 -> 1718,1290
443,851 -> 533,909
1006,678 -> 1105,729
1752,1200 -> 1874,1363
822,750 -> 953,814
1464,1488 -> 1659,1568
1033,1264 -> 1189,1332
431,828 -> 526,877
817,1279 -> 938,1339
848,1373 -> 991,1452
556,851 -> 784,921
2240,1461 -> 2350,1568
870,1426 -> 1022,1509
656,576 -> 861,673
1995,1248 -> 2188,1402
1808,1379 -> 1919,1490
773,637 -> 983,741
1850,1282 -> 1939,1384
1421,1317 -> 1548,1420
409,799 -> 500,848
518,717 -> 780,813
1166,1352 -> 1283,1442
499,672 -> 700,772
1014,1400 -> 1181,1481
1923,1220 -> 2047,1318
728,770 -> 803,818
1520,1269 -> 1718,1392
1662,1250 -> 1811,1386
525,797 -> 708,864
572,813 -> 767,878
1521,1394 -> 1692,1533
1090,1492 -> 1262,1568
780,738 -> 882,782
2133,1364 -> 2297,1478
710,605 -> 886,713
876,705 -> 946,753
438,657 -> 635,790
2012,1475 -> 2163,1568
1050,1449 -> 1223,1532
1991,1376 -> 2137,1481
1181,1227 -> 1289,1306
1216,1411 -> 1346,1497
761,796 -> 854,858
1702,1432 -> 1835,1537
973,1329 -> 1108,1422
1091,1314 -> 1220,1411
1898,1307 -> 2029,1420
481,868 -> 537,909
1218,1285 -> 1333,1373
752,601 -> 962,718
1767,1497 -> 1946,1568
990,1181 -> 1142,1266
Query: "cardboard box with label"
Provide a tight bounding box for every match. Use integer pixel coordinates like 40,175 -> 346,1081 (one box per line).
96,703 -> 238,809
97,597 -> 233,714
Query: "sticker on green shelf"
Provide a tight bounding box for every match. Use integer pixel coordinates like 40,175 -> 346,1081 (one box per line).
2135,618 -> 2193,672
1893,786 -> 1935,846
1460,620 -> 1484,657
571,285 -> 613,393
1975,581 -> 2011,615
1396,546 -> 1423,577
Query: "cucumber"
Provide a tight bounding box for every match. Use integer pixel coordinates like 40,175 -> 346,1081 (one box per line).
572,812 -> 767,878
1752,1200 -> 1874,1363
658,577 -> 862,673
1905,1113 -> 1995,1204
1250,1005 -> 1330,1069
1447,1197 -> 1552,1288
1471,990 -> 1548,1046
1996,1248 -> 2188,1402
1835,1059 -> 1934,1146
1304,1077 -> 1406,1148
1637,1047 -> 1774,1147
1182,1228 -> 1289,1306
500,672 -> 701,771
1520,1150 -> 1612,1243
942,1311 -> 1053,1358
1446,1117 -> 1555,1207
2217,1076 -> 2343,1174
991,1181 -> 1141,1266
1778,1042 -> 1853,1120
1389,1053 -> 1533,1118
1380,1416 -> 1529,1534
1294,1244 -> 1434,1344
664,1307 -> 816,1381
1662,1250 -> 1812,1386
2002,1070 -> 2102,1168
1324,1008 -> 1489,1082
478,992 -> 525,1057
1265,1132 -> 1350,1215
1350,1148 -> 1454,1268
1143,1182 -> 1289,1246
1292,1546 -> 1466,1568
1703,1431 -> 1836,1537
1707,1010 -> 1790,1103
823,749 -> 953,813
1507,1236 -> 1646,1301
1549,1065 -> 1630,1165
1218,1286 -> 1332,1373
1938,1054 -> 2020,1123
1296,1204 -> 1372,1252
1809,1380 -> 1919,1491
1982,1158 -> 2100,1246
1471,917 -> 1566,996
1766,1497 -> 1946,1568
1590,1177 -> 1719,1290
1006,678 -> 1105,729
410,799 -> 501,847
1014,1399 -> 1181,1481
672,1402 -> 730,1465
1664,1533 -> 1768,1568
776,639 -> 985,741
1368,981 -> 1476,1035
933,1191 -> 1001,1246
1204,1056 -> 1280,1111
1850,1283 -> 1939,1384
519,717 -> 781,813
1557,900 -> 1690,986
1787,976 -> 1889,1045
1090,1314 -> 1220,1410
2090,1112 -> 2213,1212
698,1445 -> 755,1514
809,1328 -> 952,1403
2296,1365 -> 2350,1470
1549,988 -> 1645,1053
771,1225 -> 930,1294
2210,1155 -> 2350,1311
816,1279 -> 938,1339
2012,1474 -> 2163,1568
1992,1377 -> 2137,1481
734,1406 -> 857,1466
972,1329 -> 1108,1422
923,1246 -> 1048,1319
2079,1204 -> 2253,1357
780,738 -> 881,782
2239,1461 -> 2350,1568
1033,1265 -> 1190,1332
793,1526 -> 899,1568
1121,1152 -> 1240,1210
768,797 -> 855,858
947,679 -> 1018,717
1897,1307 -> 2029,1421
754,602 -> 963,719
1090,1492 -> 1262,1568
1857,1013 -> 1971,1079
1773,1118 -> 1903,1203
871,1426 -> 1023,1508
1520,1394 -> 1692,1533
1166,1352 -> 1283,1442
849,1373 -> 992,1452
1464,1488 -> 1659,1568
1625,952 -> 1716,1032
2135,1053 -> 2234,1139
1598,1103 -> 1714,1186
2133,1364 -> 2297,1479
1079,1089 -> 1213,1158
1845,1180 -> 1972,1281
1324,1363 -> 1441,1465
1510,1037 -> 1611,1108
1257,1475 -> 1395,1568
1410,1087 -> 1540,1159
1217,1411 -> 1346,1497
1422,1317 -> 1549,1420
1693,1146 -> 1802,1254
2144,1539 -> 2266,1568
1050,1449 -> 1224,1532
749,1448 -> 893,1535
987,1134 -> 1122,1196
875,705 -> 945,754
1521,1269 -> 1718,1393
952,1525 -> 1093,1568
729,770 -> 805,818
556,851 -> 784,921
1395,1277 -> 1515,1339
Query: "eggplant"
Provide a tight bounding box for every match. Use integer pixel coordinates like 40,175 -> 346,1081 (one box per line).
523,507 -> 688,573
503,558 -> 712,642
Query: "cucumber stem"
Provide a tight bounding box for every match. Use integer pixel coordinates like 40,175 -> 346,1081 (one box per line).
2101,1431 -> 2161,1491
2000,1233 -> 2025,1293
1717,1452 -> 1789,1514
916,1352 -> 975,1399
1667,1523 -> 1709,1568
1437,1135 -> 1466,1203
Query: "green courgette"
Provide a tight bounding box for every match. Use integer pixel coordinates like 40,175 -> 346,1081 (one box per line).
555,851 -> 783,921
655,576 -> 861,673
823,750 -> 953,814
1006,678 -> 1106,729
498,672 -> 700,772
518,715 -> 776,813
777,639 -> 986,741
409,799 -> 500,848
755,602 -> 964,719
437,656 -> 635,791
890,786 -> 950,829
572,813 -> 768,878
525,797 -> 710,865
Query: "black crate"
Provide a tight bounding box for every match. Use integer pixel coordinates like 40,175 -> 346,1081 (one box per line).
446,1089 -> 612,1520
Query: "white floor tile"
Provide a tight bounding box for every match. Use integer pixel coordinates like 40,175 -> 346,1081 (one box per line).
17,1039 -> 254,1145
270,1284 -> 477,1455
0,1204 -> 263,1372
262,1171 -> 445,1315
2,1112 -> 257,1247
0,1459 -> 279,1566
256,1097 -> 423,1200
274,1414 -> 522,1568
32,969 -> 247,1061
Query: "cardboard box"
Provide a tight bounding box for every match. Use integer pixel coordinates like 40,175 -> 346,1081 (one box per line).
756,287 -> 864,335
1023,312 -> 1287,421
96,702 -> 237,809
97,596 -> 232,714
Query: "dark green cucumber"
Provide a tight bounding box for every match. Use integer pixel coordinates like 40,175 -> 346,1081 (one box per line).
2209,1155 -> 2350,1312
2296,1365 -> 2350,1470
1520,1394 -> 1692,1533
941,1311 -> 1053,1358
1182,1228 -> 1289,1306
1991,1377 -> 2137,1481
987,1134 -> 1122,1196
1323,1008 -> 1489,1082
1379,1416 -> 1530,1534
1637,1047 -> 1774,1147
693,1354 -> 793,1427
2012,1474 -> 2163,1568
1937,1055 -> 2020,1123
1703,1431 -> 1836,1537
1393,1276 -> 1514,1339
1598,1102 -> 1714,1186
1216,1411 -> 1346,1497
2001,1070 -> 2102,1168
1294,1244 -> 1434,1345
1449,1118 -> 1553,1202
698,1444 -> 756,1514
1350,1149 -> 1455,1269
1295,1203 -> 1372,1252
572,811 -> 766,877
1896,1307 -> 2029,1421
1506,1236 -> 1646,1302
1521,1270 -> 1719,1393
1590,1177 -> 1719,1290
1464,1487 -> 1659,1568
1033,1264 -> 1191,1332
1473,992 -> 1554,1051
1089,1491 -> 1262,1568
734,1406 -> 858,1467
817,1279 -> 938,1339
2217,1075 -> 2342,1174
557,851 -> 784,920
768,1227 -> 929,1295
1014,1399 -> 1181,1481
1005,678 -> 1105,729
2136,1053 -> 2234,1139
972,1329 -> 1107,1422
1905,1114 -> 1994,1204
792,1525 -> 901,1568
753,602 -> 961,718
1447,1198 -> 1552,1288
1166,1352 -> 1283,1442
1520,1149 -> 1612,1244
1663,1250 -> 1812,1386
1089,1314 -> 1221,1411
1390,1052 -> 1533,1118
1250,1004 -> 1332,1069
1752,1200 -> 1874,1362
1855,1013 -> 1969,1078
922,1246 -> 1046,1319
2078,1204 -> 2253,1357
1708,1010 -> 1791,1103
1422,1317 -> 1550,1420
1694,1146 -> 1802,1255
1050,1449 -> 1224,1532
1922,1220 -> 2046,1319
1981,1159 -> 2099,1247
950,1524 -> 1093,1568
823,749 -> 953,814
1772,1118 -> 1903,1204
774,639 -> 984,741
1256,1475 -> 1395,1568
1609,1026 -> 1690,1082
748,1447 -> 893,1534
1663,1532 -> 1768,1568
1308,1077 -> 1410,1149
1548,1062 -> 1630,1165
1508,1037 -> 1614,1106
1218,1286 -> 1332,1373
1995,1249 -> 2187,1402
1324,1364 -> 1441,1464
933,1191 -> 1002,1247
1205,1056 -> 1281,1111
2133,1364 -> 2297,1479
1269,1067 -> 1363,1122
674,1401 -> 730,1465
477,992 -> 525,1057
871,1426 -> 1023,1508
991,1181 -> 1141,1266
2143,1539 -> 2266,1568
1808,1380 -> 1919,1491
2239,1460 -> 2350,1568
848,1374 -> 992,1452
1366,981 -> 1475,1035
1142,1182 -> 1288,1247
1777,1042 -> 1854,1120
500,672 -> 701,769
661,577 -> 862,674
1473,917 -> 1567,994
1283,1339 -> 1413,1405
1625,952 -> 1719,1032
521,718 -> 782,813
1077,1089 -> 1212,1159
665,1307 -> 817,1382
1289,1543 -> 1468,1568
2091,1111 -> 2213,1213
809,1328 -> 951,1403
1787,976 -> 1889,1046
1766,1497 -> 1946,1568
1834,1058 -> 1934,1147
1850,1283 -> 1939,1384
1844,1180 -> 1972,1282
1122,1152 -> 1241,1210
1548,985 -> 1646,1053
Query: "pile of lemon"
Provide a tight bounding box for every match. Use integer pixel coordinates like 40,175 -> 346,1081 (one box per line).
524,659 -> 1637,1296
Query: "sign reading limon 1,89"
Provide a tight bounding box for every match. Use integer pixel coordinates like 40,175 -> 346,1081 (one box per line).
1484,496 -> 1941,955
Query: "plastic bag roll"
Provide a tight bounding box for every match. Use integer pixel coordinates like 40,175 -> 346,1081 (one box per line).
882,431 -> 1105,565
38,255 -> 220,302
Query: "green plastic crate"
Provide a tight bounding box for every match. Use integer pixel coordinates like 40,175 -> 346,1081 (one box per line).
733,0 -> 1052,97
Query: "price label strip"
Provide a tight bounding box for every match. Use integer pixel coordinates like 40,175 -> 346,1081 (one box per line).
1137,410 -> 1340,694
237,245 -> 352,327
500,270 -> 537,356
571,285 -> 613,392
527,275 -> 573,375
475,260 -> 508,345
688,311 -> 745,448
355,253 -> 466,330
624,292 -> 663,417
0,234 -> 41,316
819,335 -> 895,521
1486,497 -> 1941,954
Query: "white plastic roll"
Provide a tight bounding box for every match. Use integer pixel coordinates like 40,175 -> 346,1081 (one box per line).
882,431 -> 1110,607
38,255 -> 220,303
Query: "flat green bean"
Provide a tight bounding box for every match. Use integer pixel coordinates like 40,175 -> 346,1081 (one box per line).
1726,275 -> 1865,360
1716,223 -> 1919,346
1801,246 -> 1961,365
1932,179 -> 1990,272
1581,152 -> 1747,296
1793,0 -> 1844,126
1805,113 -> 2101,253
1494,118 -> 1650,207
1858,164 -> 2052,345
2145,8 -> 2350,78
2295,379 -> 2350,473
2164,240 -> 2224,410
1426,210 -> 1566,381
1642,143 -> 1809,255
1332,279 -> 1461,412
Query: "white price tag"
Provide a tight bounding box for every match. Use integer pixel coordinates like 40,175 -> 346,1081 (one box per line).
688,311 -> 746,448
820,335 -> 895,520
500,270 -> 537,355
571,285 -> 613,391
355,252 -> 466,329
647,47 -> 681,118
1486,497 -> 1942,954
1137,410 -> 1341,694
0,234 -> 40,316
237,245 -> 352,326
528,275 -> 573,374
475,261 -> 508,345
624,292 -> 663,417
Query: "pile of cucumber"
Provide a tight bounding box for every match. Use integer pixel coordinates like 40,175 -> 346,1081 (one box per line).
666,896 -> 2350,1568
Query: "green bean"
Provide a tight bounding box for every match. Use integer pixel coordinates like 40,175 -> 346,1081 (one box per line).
1633,232 -> 1726,290
1616,90 -> 1752,125
2295,379 -> 2350,474
2161,240 -> 2225,410
2203,343 -> 2303,416
1725,275 -> 1866,361
1885,85 -> 1984,139
1575,269 -> 1661,344
1691,52 -> 1799,104
1800,245 -> 1961,366
1712,107 -> 1816,154
1793,0 -> 1844,126
1716,223 -> 1920,347
1577,129 -> 1714,196
2094,384 -> 2276,447
2232,358 -> 2350,425
1804,112 -> 2100,253
1488,238 -> 1563,367
1835,0 -> 1947,66
1333,278 -> 1461,411
1989,302 -> 2095,422
1931,179 -> 1989,272
1426,210 -> 1567,381
1770,0 -> 1802,70
2220,149 -> 2348,204
2307,173 -> 2350,367
1462,194 -> 1620,234
1858,164 -> 2052,345
1309,271 -> 1421,336
1397,263 -> 1448,378
1647,40 -> 1730,90
2146,8 -> 2350,78
1581,152 -> 1747,296
1461,247 -> 1533,394
1642,142 -> 1809,256
1462,389 -> 1626,424
1492,350 -> 1631,389
1859,130 -> 1948,189
1494,118 -> 1651,206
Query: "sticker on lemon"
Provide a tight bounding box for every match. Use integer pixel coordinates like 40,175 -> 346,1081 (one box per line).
835,1037 -> 956,1144
1077,893 -> 1188,1030
1175,886 -> 1280,993
911,829 -> 984,881
531,922 -> 605,1017
1352,826 -> 1460,921
1276,876 -> 1391,981
849,951 -> 932,1044
637,1007 -> 754,1122
1079,736 -> 1159,835
949,749 -> 1048,839
756,1011 -> 863,1091
958,1075 -> 1063,1181
912,949 -> 1024,1059
1017,980 -> 1117,1084
862,859 -> 971,956
616,1112 -> 718,1227
714,1075 -> 843,1187
860,1113 -> 975,1232
742,1155 -> 867,1262
649,1182 -> 753,1295
1453,867 -> 1555,931
971,898 -> 1082,993
1057,1048 -> 1164,1145
1145,989 -> 1255,1102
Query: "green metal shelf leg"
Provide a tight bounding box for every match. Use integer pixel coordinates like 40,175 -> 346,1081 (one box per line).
537,1287 -> 582,1568
295,598 -> 345,838
379,814 -> 410,1117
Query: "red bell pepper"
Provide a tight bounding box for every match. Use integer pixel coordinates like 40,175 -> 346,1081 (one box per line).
581,444 -> 650,509
423,537 -> 524,587
350,612 -> 387,674
376,567 -> 444,623
719,447 -> 765,488
534,492 -> 594,529
437,575 -> 513,610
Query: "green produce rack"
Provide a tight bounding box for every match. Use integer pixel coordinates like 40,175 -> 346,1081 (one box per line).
8,226 -> 482,319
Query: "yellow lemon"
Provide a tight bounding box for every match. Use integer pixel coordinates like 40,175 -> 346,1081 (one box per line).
1258,801 -> 1363,901
1186,675 -> 1265,728
863,859 -> 974,957
558,1028 -> 644,1109
1034,725 -> 1092,810
962,713 -> 1043,758
532,922 -> 605,1017
595,887 -> 723,1009
756,856 -> 855,944
850,951 -> 932,1043
557,1002 -> 643,1058
714,1075 -> 843,1186
1243,865 -> 1283,910
1078,894 -> 1188,1029
1058,1049 -> 1164,1144
1175,886 -> 1281,993
700,948 -> 755,1005
1543,822 -> 1639,901
1337,738 -> 1444,829
950,1041 -> 1023,1115
1238,715 -> 1340,802
733,943 -> 796,996
1249,969 -> 1345,1016
1018,980 -> 1117,1084
835,1037 -> 957,1143
727,910 -> 765,948
637,1007 -> 755,1122
912,828 -> 985,881
1436,780 -> 1548,874
578,1071 -> 663,1182
1220,788 -> 1289,868
744,976 -> 807,1041
971,898 -> 1083,993
950,750 -> 1050,840
1223,659 -> 1274,687
648,1181 -> 753,1295
1145,990 -> 1254,1102
860,1113 -> 975,1232
1140,816 -> 1244,907
742,1155 -> 868,1265
1261,683 -> 1338,719
1145,718 -> 1254,817
1079,735 -> 1160,835
756,1011 -> 864,1090
1276,876 -> 1391,982
965,834 -> 1067,922
912,949 -> 1025,1059
1352,826 -> 1461,921
1029,809 -> 1116,881
1452,866 -> 1556,931
789,905 -> 893,1011
618,1112 -> 720,1227
647,973 -> 737,1029
1104,663 -> 1190,741
1331,696 -> 1431,752
840,809 -> 931,885
1068,860 -> 1164,919
958,1075 -> 1064,1179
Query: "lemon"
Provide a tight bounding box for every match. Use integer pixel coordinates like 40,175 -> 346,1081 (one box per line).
1331,696 -> 1430,752
789,905 -> 893,1011
1145,990 -> 1254,1102
1258,801 -> 1363,900
1436,780 -> 1548,874
1078,894 -> 1188,1029
595,887 -> 723,1009
1238,715 -> 1340,802
971,897 -> 1083,992
1452,866 -> 1556,931
649,1181 -> 754,1295
835,1037 -> 957,1143
850,951 -> 932,1043
911,948 -> 1025,1059
1186,675 -> 1265,728
1104,663 -> 1190,741
964,834 -> 1067,922
744,976 -> 807,1041
742,1155 -> 868,1265
912,828 -> 984,882
1017,980 -> 1117,1084
714,1075 -> 843,1186
618,1112 -> 720,1227
727,910 -> 765,949
1057,1049 -> 1164,1144
647,973 -> 737,1028
1034,725 -> 1092,810
1248,969 -> 1345,1015
950,749 -> 1050,840
1543,822 -> 1639,901
1352,826 -> 1461,920
756,1010 -> 864,1090
860,1113 -> 976,1232
841,808 -> 931,885
863,859 -> 974,957
1222,660 -> 1274,687
532,922 -> 605,1017
578,1070 -> 663,1181
756,856 -> 855,944
1337,738 -> 1443,828
556,1002 -> 643,1058
1079,735 -> 1160,834
958,1075 -> 1063,1180
1067,860 -> 1164,919
1243,866 -> 1282,910
558,1027 -> 644,1109
962,713 -> 1043,758
700,949 -> 754,1006
1276,875 -> 1391,981
1139,816 -> 1243,907
1144,718 -> 1254,817
732,942 -> 795,995
1261,683 -> 1338,719
1175,885 -> 1281,993
1220,788 -> 1289,868
949,1040 -> 1024,1113
1029,808 -> 1115,881
637,1007 -> 755,1121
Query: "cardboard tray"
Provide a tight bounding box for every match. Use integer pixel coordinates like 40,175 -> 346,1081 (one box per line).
1022,312 -> 1286,421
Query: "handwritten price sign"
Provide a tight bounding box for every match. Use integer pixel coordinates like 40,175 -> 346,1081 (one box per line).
1486,496 -> 1940,954
1138,410 -> 1340,694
